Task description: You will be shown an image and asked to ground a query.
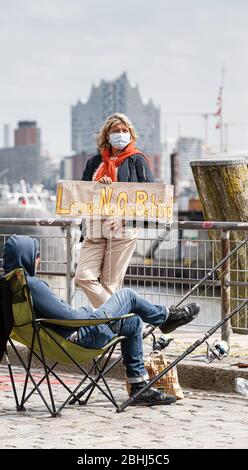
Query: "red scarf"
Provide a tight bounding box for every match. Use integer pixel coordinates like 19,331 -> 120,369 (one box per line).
94,143 -> 148,182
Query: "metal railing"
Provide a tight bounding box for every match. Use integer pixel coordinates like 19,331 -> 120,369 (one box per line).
0,218 -> 247,341
126,221 -> 248,339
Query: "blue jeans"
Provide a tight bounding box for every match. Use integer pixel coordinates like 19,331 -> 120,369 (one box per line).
77,288 -> 169,383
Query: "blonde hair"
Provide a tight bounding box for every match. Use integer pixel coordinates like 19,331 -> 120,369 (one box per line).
96,113 -> 138,150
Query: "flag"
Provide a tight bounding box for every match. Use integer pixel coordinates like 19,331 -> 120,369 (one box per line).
214,107 -> 221,116
215,86 -> 222,128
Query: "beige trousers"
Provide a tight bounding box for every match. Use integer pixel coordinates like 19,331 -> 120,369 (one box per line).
75,235 -> 137,308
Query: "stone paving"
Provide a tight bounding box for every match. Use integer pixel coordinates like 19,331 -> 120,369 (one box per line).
0,365 -> 247,450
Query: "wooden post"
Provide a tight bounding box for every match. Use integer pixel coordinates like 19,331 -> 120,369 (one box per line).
191,159 -> 248,334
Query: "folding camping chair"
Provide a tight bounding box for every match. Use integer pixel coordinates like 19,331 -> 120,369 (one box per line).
1,267 -> 134,417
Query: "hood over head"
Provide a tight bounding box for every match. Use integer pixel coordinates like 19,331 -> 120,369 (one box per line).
3,235 -> 40,277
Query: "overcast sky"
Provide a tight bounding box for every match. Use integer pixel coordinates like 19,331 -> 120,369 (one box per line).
1,0 -> 248,159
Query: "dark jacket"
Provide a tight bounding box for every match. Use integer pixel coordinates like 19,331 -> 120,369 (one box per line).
2,235 -> 116,345
82,153 -> 154,183
0,277 -> 14,362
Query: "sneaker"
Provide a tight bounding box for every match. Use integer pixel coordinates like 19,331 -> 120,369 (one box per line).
130,382 -> 176,406
160,302 -> 200,334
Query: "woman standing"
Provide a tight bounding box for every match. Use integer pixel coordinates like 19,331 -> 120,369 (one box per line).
75,113 -> 154,307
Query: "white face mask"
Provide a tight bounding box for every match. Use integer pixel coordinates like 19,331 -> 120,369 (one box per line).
108,132 -> 131,149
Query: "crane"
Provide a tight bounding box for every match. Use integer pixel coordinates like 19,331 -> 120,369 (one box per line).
223,123 -> 243,152
163,112 -> 216,147
0,168 -> 9,180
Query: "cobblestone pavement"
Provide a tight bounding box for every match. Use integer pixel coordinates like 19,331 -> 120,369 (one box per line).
0,366 -> 247,449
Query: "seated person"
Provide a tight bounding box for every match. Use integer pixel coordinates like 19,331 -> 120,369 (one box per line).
3,235 -> 200,406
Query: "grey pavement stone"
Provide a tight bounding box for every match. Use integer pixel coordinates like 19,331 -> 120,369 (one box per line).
0,365 -> 247,450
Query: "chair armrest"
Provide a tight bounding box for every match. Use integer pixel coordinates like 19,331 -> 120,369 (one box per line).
35,313 -> 135,328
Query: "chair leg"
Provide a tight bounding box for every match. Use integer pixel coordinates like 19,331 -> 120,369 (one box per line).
5,348 -> 21,410
8,337 -> 58,417
83,347 -> 118,406
68,356 -> 108,405
70,343 -> 119,407
69,353 -> 123,405
35,329 -> 58,417
37,326 -> 122,413
56,347 -> 120,413
19,336 -> 36,409
84,357 -> 117,406
25,350 -> 83,405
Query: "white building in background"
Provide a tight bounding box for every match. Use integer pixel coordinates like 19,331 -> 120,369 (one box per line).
176,136 -> 203,187
71,72 -> 161,159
